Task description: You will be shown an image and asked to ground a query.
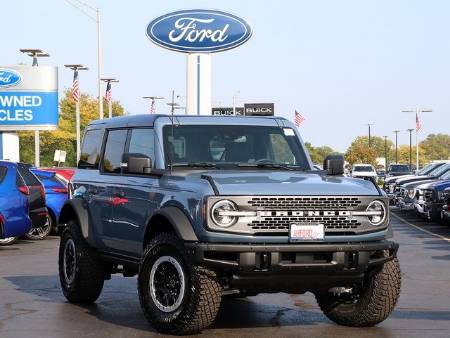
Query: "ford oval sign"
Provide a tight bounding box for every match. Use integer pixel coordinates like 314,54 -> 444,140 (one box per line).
0,68 -> 22,88
147,9 -> 252,53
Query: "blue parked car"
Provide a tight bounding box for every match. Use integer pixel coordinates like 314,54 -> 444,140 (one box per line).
29,169 -> 68,239
0,161 -> 32,245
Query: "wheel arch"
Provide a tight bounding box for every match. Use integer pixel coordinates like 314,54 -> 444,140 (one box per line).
58,199 -> 92,243
143,206 -> 198,249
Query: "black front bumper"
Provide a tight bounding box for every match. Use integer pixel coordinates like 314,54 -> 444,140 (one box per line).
186,240 -> 399,293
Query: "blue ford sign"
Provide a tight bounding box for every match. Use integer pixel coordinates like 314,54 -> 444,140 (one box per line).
147,9 -> 252,53
0,66 -> 58,131
0,69 -> 22,88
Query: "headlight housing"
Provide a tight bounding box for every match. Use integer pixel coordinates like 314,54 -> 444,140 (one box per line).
366,200 -> 386,226
211,200 -> 238,227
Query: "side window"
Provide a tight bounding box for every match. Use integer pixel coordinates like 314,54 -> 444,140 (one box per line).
128,129 -> 155,160
79,129 -> 104,169
0,166 -> 7,184
17,164 -> 41,186
102,129 -> 128,173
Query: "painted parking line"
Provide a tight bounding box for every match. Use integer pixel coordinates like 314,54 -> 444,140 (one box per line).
391,212 -> 450,243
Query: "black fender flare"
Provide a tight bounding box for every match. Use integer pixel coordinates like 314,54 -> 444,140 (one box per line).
58,198 -> 93,244
150,207 -> 198,242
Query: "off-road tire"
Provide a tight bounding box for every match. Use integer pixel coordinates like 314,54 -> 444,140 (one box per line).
25,215 -> 52,240
316,257 -> 401,327
138,232 -> 222,335
58,220 -> 105,303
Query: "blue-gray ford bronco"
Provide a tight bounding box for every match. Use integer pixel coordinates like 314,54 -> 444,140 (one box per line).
58,114 -> 401,335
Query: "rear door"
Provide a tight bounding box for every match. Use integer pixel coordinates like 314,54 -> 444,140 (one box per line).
17,164 -> 47,227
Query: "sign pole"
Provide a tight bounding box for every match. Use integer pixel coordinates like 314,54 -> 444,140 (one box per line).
76,99 -> 81,163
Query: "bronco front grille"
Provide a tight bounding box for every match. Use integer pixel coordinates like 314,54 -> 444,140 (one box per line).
250,216 -> 360,231
248,196 -> 361,210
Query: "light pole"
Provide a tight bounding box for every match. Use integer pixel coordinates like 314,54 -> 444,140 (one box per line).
64,1 -> 103,119
143,96 -> 165,114
20,49 -> 50,167
383,136 -> 388,169
232,90 -> 240,115
101,78 -> 119,118
65,64 -> 88,164
393,130 -> 400,164
407,128 -> 414,170
402,109 -> 432,170
167,90 -> 180,114
367,123 -> 373,147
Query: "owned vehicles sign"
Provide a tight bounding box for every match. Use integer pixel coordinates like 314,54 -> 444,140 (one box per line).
0,66 -> 58,131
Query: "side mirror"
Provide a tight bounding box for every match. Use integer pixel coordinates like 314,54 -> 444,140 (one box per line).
323,154 -> 344,175
121,153 -> 152,175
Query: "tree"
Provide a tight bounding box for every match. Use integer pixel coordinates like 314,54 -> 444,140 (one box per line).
305,142 -> 337,164
345,140 -> 378,166
420,134 -> 450,162
19,90 -> 125,167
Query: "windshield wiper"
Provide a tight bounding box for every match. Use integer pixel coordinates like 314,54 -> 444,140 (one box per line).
169,162 -> 220,169
237,163 -> 302,171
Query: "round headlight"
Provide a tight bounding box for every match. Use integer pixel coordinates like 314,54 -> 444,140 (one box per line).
211,200 -> 238,227
408,189 -> 416,199
366,200 -> 386,226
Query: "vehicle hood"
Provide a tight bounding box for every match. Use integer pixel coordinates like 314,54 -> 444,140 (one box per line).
396,175 -> 431,185
417,180 -> 450,191
402,178 -> 437,189
384,174 -> 414,183
196,171 -> 380,196
352,171 -> 377,176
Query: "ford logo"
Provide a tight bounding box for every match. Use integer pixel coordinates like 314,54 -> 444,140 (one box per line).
146,9 -> 252,53
0,68 -> 22,88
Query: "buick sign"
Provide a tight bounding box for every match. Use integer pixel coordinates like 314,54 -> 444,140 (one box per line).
147,9 -> 252,53
0,69 -> 22,88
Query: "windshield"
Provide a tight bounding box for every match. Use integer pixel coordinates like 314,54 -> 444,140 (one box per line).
441,170 -> 450,180
162,125 -> 310,169
389,164 -> 410,172
417,163 -> 436,175
432,163 -> 450,177
353,166 -> 374,172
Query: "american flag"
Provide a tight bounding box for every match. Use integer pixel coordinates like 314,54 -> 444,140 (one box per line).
295,110 -> 305,127
416,112 -> 421,132
105,81 -> 112,103
71,70 -> 80,102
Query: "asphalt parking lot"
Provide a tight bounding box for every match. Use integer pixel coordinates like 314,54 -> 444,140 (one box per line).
1,209 -> 450,338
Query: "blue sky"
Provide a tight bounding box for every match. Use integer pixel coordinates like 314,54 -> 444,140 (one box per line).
3,0 -> 449,151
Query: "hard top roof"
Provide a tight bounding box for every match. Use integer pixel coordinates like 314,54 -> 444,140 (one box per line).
86,114 -> 290,130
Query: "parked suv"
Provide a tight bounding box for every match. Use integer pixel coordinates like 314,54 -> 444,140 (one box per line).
58,115 -> 401,335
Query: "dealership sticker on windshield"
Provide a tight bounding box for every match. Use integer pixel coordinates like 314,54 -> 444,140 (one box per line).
283,128 -> 295,136
289,223 -> 324,242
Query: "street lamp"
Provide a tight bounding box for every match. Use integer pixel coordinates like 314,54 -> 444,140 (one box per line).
393,130 -> 400,164
65,64 -> 88,164
64,1 -> 103,119
101,78 -> 119,118
143,96 -> 165,114
406,128 -> 414,170
20,48 -> 50,167
167,90 -> 181,114
402,109 -> 432,170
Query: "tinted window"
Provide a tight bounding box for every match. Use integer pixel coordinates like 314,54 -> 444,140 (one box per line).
129,129 -> 155,160
0,166 -> 7,184
353,166 -> 374,172
79,129 -> 104,169
17,164 -> 41,186
102,129 -> 128,173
